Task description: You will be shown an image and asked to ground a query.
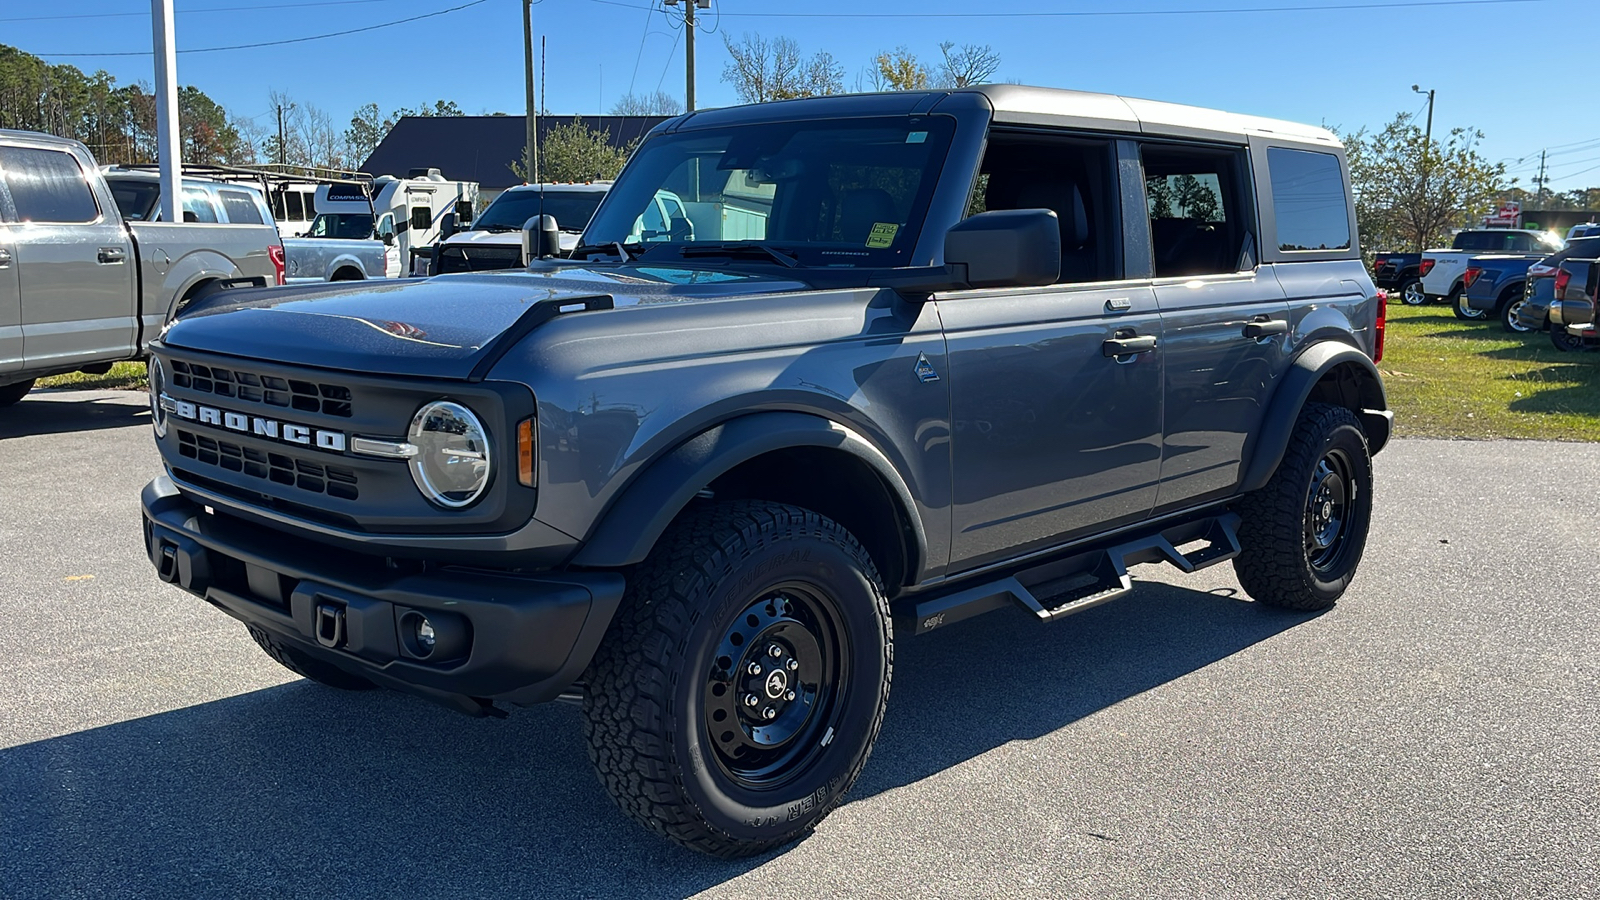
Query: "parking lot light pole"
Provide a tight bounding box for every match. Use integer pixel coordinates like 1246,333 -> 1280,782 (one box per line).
151,0 -> 181,224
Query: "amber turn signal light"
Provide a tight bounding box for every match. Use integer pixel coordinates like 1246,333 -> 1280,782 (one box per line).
517,418 -> 536,487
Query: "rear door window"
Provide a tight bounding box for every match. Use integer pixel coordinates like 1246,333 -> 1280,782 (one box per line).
0,146 -> 100,223
1266,148 -> 1350,252
182,189 -> 219,223
219,190 -> 264,224
1142,143 -> 1252,277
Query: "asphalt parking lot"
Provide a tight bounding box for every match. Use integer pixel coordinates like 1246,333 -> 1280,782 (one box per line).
2,389 -> 1597,899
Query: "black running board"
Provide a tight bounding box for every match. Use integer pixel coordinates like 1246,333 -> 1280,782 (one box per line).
907,512 -> 1241,635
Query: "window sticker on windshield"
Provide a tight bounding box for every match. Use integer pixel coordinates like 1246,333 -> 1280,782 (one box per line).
866,222 -> 899,248
906,131 -> 928,144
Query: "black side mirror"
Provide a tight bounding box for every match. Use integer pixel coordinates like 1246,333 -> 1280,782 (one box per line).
944,209 -> 1061,288
868,208 -> 1061,295
439,212 -> 458,240
521,215 -> 561,264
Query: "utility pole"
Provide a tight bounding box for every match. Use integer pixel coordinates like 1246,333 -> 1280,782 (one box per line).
1412,84 -> 1436,252
274,100 -> 294,166
1536,149 -> 1549,207
523,0 -> 538,183
151,0 -> 181,224
665,0 -> 709,112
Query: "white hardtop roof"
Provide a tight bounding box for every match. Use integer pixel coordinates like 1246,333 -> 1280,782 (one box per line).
964,84 -> 1341,148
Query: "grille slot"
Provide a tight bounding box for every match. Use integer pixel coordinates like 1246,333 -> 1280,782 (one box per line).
169,359 -> 353,418
177,429 -> 359,500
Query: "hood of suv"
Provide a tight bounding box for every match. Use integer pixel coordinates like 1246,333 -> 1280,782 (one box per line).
160,266 -> 814,379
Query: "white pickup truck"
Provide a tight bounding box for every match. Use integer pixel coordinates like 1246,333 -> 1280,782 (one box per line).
1418,228 -> 1563,309
0,130 -> 282,407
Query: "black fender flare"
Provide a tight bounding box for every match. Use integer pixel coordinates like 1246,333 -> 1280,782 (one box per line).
569,411 -> 927,575
1238,343 -> 1391,493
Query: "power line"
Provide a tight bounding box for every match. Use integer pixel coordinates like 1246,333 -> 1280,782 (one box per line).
588,0 -> 1551,17
29,0 -> 490,57
0,0 -> 394,24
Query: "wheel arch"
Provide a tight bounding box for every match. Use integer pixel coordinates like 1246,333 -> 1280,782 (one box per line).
1239,342 -> 1390,493
569,411 -> 925,591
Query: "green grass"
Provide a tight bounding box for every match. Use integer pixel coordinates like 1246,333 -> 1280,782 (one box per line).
26,305 -> 1600,442
36,361 -> 148,392
1381,302 -> 1600,441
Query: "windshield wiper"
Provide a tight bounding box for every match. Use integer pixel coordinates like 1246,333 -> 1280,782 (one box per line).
677,242 -> 799,268
478,224 -> 520,233
570,241 -> 641,261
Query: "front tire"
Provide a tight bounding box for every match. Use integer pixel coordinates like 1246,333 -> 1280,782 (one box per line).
1233,403 -> 1373,611
0,379 -> 35,408
583,501 -> 892,858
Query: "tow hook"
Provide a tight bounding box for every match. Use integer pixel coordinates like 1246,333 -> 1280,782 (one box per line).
314,602 -> 347,649
156,542 -> 179,583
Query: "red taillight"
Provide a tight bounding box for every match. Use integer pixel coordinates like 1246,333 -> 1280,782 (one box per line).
1555,268 -> 1571,296
1374,255 -> 1389,268
1374,294 -> 1386,363
268,245 -> 286,286
1463,267 -> 1483,288
1419,258 -> 1436,276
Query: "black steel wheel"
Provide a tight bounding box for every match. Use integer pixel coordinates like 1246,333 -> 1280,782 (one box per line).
1233,403 -> 1373,611
583,500 -> 892,858
0,378 -> 35,408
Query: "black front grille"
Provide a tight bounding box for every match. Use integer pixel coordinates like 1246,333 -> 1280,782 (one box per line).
436,245 -> 521,274
169,359 -> 353,418
177,429 -> 359,500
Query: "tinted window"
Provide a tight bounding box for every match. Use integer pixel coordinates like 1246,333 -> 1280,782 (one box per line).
1143,144 -> 1250,277
410,203 -> 432,231
975,131 -> 1120,283
182,189 -> 218,223
108,180 -> 161,221
219,190 -> 264,224
1267,148 -> 1350,252
1543,236 -> 1600,266
308,213 -> 375,239
0,146 -> 99,223
476,190 -> 606,233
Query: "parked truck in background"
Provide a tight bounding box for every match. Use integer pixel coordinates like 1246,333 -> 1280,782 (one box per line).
1373,251 -> 1423,299
0,130 -> 282,407
1549,257 -> 1599,350
1417,228 -> 1562,315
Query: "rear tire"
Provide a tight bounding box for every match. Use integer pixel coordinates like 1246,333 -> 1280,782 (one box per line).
248,625 -> 377,690
1232,403 -> 1373,611
1400,279 -> 1427,306
582,500 -> 892,858
0,379 -> 35,407
1500,291 -> 1533,333
1452,286 -> 1486,320
1551,326 -> 1593,352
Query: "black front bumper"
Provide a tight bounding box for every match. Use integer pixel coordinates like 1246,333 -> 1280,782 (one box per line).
142,475 -> 624,713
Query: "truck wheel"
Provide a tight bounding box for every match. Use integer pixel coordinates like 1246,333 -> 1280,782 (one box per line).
247,625 -> 377,690
1399,279 -> 1426,306
1452,287 -> 1486,320
0,379 -> 36,408
1500,292 -> 1533,333
1550,326 -> 1594,352
582,500 -> 892,858
1232,403 -> 1372,611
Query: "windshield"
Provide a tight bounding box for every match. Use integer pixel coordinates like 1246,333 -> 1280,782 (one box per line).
107,180 -> 161,221
307,213 -> 375,239
583,116 -> 955,267
477,190 -> 605,233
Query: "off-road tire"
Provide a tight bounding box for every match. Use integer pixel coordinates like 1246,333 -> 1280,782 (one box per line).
582,500 -> 893,858
1452,286 -> 1486,320
248,625 -> 377,690
0,379 -> 35,407
1232,403 -> 1373,611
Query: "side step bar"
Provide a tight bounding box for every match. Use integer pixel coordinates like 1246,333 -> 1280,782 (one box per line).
907,512 -> 1241,635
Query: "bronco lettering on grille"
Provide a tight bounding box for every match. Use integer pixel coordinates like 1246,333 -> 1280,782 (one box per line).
160,394 -> 347,453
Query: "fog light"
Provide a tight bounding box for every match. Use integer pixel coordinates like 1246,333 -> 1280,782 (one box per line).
415,617 -> 437,651
398,609 -> 469,662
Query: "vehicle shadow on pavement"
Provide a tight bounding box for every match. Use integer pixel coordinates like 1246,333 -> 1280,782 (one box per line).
0,393 -> 150,440
0,582 -> 1303,899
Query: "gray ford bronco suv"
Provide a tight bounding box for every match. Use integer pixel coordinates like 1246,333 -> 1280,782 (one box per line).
140,86 -> 1390,856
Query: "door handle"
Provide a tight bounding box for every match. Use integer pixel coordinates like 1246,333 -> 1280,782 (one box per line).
1101,332 -> 1157,358
0,248 -> 10,268
97,247 -> 127,264
1243,316 -> 1289,339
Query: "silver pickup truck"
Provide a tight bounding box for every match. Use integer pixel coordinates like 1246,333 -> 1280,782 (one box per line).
0,130 -> 282,407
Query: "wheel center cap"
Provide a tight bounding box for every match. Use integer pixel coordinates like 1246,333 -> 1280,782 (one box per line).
1322,500 -> 1333,519
764,669 -> 788,699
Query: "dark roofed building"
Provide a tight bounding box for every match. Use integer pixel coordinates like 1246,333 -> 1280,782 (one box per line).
360,115 -> 668,196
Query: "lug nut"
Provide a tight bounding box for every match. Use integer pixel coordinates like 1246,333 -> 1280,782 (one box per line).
785,690 -> 796,701
746,661 -> 762,676
743,693 -> 759,708
762,707 -> 777,720
768,643 -> 783,658
785,658 -> 799,671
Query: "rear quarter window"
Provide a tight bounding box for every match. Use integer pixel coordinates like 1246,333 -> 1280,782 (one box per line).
1267,148 -> 1350,252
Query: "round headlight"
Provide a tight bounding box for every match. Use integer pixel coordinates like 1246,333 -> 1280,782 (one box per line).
148,357 -> 167,438
407,401 -> 492,508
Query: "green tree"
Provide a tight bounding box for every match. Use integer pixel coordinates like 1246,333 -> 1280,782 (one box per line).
509,117 -> 634,184
343,99 -> 462,166
872,47 -> 929,91
1341,112 -> 1507,252
721,33 -> 843,103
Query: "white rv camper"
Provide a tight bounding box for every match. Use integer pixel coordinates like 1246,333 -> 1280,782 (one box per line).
305,168 -> 477,277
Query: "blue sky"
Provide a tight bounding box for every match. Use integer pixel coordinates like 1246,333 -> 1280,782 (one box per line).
8,0 -> 1598,191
